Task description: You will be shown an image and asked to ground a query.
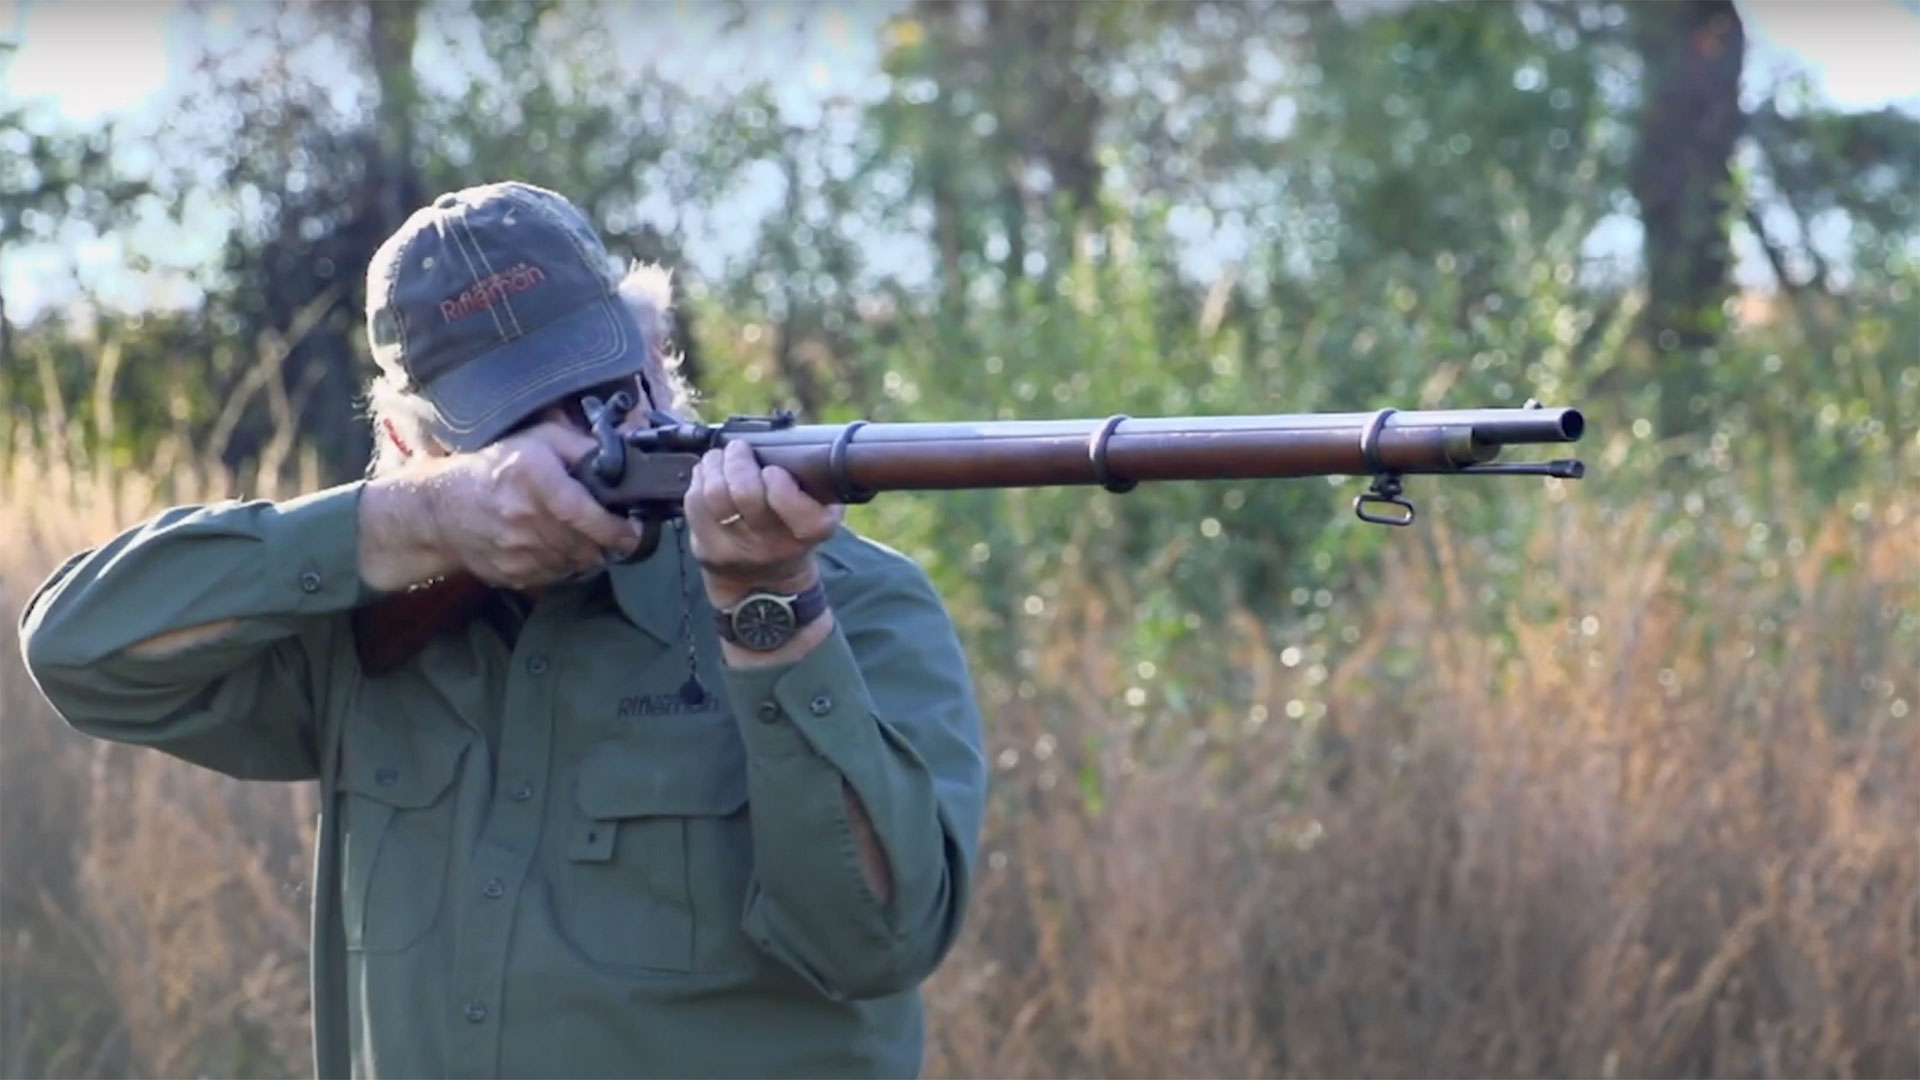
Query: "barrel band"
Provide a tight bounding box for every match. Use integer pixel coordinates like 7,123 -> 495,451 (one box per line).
1089,414 -> 1137,494
1359,408 -> 1396,474
829,420 -> 876,504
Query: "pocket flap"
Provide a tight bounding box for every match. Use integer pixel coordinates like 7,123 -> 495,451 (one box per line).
575,719 -> 749,820
340,717 -> 468,809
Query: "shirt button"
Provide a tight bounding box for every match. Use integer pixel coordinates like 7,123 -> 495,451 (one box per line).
482,877 -> 505,899
509,781 -> 533,801
809,693 -> 833,716
755,700 -> 781,723
525,655 -> 550,676
375,767 -> 398,786
298,571 -> 323,594
463,1001 -> 488,1023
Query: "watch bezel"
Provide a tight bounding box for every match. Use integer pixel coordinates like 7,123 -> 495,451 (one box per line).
728,593 -> 799,651
715,580 -> 829,651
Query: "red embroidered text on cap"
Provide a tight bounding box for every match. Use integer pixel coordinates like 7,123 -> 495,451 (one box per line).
439,263 -> 548,322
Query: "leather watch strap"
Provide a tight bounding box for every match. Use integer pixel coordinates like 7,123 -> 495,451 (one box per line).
786,580 -> 830,626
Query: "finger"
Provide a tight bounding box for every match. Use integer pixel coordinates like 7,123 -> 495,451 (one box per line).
720,440 -> 778,532
681,453 -> 721,553
486,481 -> 577,575
497,444 -> 616,569
545,479 -> 645,557
691,448 -> 741,527
763,465 -> 843,543
520,418 -> 603,471
484,532 -> 576,588
518,509 -> 605,576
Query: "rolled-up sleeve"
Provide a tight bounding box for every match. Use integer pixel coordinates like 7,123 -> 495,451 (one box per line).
722,540 -> 987,1001
19,482 -> 370,781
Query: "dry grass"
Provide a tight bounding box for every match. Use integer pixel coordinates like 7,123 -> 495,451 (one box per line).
3,419 -> 1915,1078
922,495 -> 1919,1079
1,418 -> 320,1079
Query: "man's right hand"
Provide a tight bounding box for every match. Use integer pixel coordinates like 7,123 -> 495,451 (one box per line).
359,421 -> 646,594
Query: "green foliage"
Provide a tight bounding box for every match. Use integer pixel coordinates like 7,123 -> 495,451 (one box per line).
1287,1 -> 1635,272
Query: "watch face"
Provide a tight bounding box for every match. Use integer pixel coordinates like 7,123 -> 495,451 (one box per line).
731,596 -> 797,650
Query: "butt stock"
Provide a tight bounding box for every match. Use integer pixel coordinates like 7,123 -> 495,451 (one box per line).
351,394 -> 1587,675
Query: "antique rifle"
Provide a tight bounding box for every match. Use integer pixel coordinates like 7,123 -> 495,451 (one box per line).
351,391 -> 1586,675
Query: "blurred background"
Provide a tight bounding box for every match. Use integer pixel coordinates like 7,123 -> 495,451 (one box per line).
2,0 -> 1917,1076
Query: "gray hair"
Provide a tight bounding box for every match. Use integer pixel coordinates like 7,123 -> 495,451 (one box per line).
362,261 -> 699,476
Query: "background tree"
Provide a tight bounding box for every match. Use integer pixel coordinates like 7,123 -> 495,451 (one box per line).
1627,0 -> 1746,445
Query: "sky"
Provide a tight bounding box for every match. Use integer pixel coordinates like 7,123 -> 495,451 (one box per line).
1735,0 -> 1920,109
3,0 -> 1919,321
7,0 -> 1915,122
0,0 -> 906,319
0,0 -> 899,121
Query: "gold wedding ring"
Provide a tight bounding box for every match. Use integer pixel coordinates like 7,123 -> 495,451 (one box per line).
717,513 -> 744,526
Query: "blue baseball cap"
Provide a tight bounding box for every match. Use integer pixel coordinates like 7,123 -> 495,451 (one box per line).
364,181 -> 652,452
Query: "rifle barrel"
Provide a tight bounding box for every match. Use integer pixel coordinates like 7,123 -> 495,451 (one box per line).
736,407 -> 1583,448
713,406 -> 1584,501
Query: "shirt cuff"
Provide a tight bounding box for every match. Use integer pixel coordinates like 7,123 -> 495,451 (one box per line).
268,482 -> 375,613
723,625 -> 885,769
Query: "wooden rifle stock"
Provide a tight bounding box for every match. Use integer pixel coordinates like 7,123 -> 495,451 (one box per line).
351,394 -> 1587,676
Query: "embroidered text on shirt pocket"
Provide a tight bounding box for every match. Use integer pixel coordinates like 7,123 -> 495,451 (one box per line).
339,716 -> 468,954
559,717 -> 753,973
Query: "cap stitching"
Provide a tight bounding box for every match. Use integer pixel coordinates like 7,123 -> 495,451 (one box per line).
454,206 -> 527,339
442,210 -> 512,344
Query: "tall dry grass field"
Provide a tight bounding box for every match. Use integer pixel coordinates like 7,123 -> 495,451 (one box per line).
921,494 -> 1920,1079
2,418 -> 1915,1079
1,421 -> 323,1078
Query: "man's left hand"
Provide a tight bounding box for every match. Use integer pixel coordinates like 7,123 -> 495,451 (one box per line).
685,439 -> 844,603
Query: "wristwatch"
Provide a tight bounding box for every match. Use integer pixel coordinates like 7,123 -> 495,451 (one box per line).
713,581 -> 830,652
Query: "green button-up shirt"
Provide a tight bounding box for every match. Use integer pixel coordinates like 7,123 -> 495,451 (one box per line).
19,482 -> 987,1079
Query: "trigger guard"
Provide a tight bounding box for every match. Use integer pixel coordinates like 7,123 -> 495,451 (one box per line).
609,515 -> 667,564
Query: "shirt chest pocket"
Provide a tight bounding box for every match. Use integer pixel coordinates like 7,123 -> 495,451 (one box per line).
339,716 -> 468,954
554,717 -> 755,974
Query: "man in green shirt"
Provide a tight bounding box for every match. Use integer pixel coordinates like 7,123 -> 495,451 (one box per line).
19,181 -> 988,1080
